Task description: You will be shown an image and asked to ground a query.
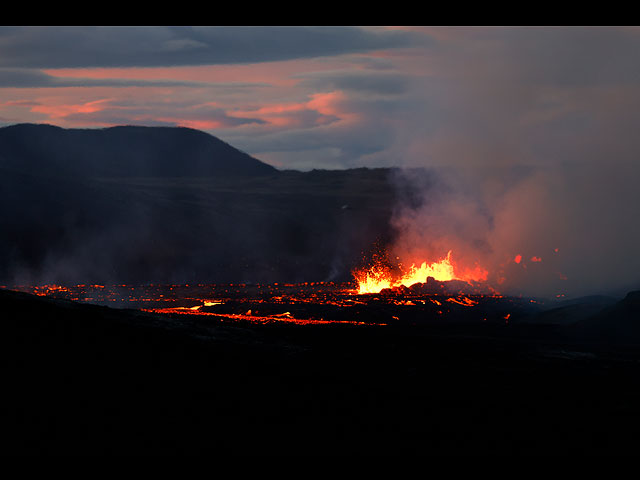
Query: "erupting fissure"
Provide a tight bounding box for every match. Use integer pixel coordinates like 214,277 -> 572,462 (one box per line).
353,250 -> 488,294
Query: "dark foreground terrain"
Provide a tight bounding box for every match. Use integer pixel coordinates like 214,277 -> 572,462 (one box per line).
2,288 -> 640,456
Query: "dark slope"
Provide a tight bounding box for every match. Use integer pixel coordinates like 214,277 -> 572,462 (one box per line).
0,167 -> 134,277
517,295 -> 619,326
3,288 -> 640,455
571,291 -> 640,345
0,123 -> 277,177
0,168 -> 396,285
0,150 -> 396,285
0,124 -> 396,285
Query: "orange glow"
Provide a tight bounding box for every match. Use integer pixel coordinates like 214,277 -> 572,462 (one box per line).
530,256 -> 542,262
353,250 -> 488,294
514,254 -> 522,264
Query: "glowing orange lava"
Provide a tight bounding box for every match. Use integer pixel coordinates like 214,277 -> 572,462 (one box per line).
353,250 -> 488,294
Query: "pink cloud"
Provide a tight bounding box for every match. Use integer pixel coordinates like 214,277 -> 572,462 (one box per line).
229,91 -> 355,128
1,99 -> 41,107
42,58 -> 356,88
30,98 -> 113,119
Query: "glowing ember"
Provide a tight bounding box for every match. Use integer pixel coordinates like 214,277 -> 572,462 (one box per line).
353,250 -> 488,294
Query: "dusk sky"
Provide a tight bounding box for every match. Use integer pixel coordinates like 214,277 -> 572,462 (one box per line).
3,26 -> 640,171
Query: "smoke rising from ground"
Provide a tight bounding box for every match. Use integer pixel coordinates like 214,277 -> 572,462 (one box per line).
389,161 -> 640,299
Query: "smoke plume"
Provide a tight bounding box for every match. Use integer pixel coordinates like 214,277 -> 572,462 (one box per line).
389,161 -> 640,299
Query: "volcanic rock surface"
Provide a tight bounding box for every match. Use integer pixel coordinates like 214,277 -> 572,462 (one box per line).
3,288 -> 640,455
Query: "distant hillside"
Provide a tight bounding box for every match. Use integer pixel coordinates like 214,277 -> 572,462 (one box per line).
0,125 -> 397,285
0,123 -> 277,177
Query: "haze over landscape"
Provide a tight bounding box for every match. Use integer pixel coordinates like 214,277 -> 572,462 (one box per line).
1,26 -> 639,298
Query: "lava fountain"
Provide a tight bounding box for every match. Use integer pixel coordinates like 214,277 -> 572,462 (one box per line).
353,250 -> 489,294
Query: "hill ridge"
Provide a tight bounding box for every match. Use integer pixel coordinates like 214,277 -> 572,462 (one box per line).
0,123 -> 277,178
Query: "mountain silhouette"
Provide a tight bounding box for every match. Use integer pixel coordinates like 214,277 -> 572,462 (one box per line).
0,123 -> 277,177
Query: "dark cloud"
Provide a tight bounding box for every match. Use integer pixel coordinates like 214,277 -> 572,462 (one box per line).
0,26 -> 425,69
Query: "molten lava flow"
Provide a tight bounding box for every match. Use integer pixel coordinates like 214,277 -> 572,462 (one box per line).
353,250 -> 488,294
